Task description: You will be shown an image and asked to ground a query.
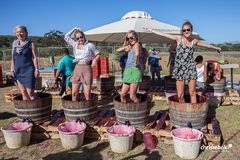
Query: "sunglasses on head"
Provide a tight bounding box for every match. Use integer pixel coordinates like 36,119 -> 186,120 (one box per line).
76,36 -> 84,40
182,29 -> 191,33
127,36 -> 135,41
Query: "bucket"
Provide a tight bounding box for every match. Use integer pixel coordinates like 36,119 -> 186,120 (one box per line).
57,121 -> 86,149
1,122 -> 33,149
113,94 -> 151,127
107,124 -> 136,153
13,93 -> 52,125
171,128 -> 203,159
62,93 -> 98,124
169,95 -> 209,129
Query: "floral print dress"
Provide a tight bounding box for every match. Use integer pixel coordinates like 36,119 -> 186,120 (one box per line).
172,39 -> 197,80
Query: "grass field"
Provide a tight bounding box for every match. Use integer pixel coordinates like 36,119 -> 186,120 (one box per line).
0,85 -> 240,160
0,51 -> 239,160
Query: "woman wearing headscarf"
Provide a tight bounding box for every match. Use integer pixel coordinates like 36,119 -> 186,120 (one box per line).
11,25 -> 39,100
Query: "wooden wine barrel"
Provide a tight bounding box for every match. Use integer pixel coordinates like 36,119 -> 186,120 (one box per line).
113,94 -> 151,127
96,76 -> 115,92
13,93 -> 52,125
139,76 -> 151,91
207,77 -> 226,93
62,93 -> 98,124
168,95 -> 208,129
164,76 -> 176,90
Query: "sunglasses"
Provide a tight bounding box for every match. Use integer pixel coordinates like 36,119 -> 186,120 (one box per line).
76,36 -> 84,40
182,29 -> 191,33
127,36 -> 135,41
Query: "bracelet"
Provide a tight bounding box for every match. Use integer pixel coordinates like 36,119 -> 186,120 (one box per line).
35,69 -> 39,71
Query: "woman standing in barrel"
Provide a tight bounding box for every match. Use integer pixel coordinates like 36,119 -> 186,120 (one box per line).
11,25 -> 39,100
116,30 -> 142,103
146,21 -> 221,103
64,27 -> 100,101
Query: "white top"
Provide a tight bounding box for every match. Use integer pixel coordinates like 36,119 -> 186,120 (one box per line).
196,65 -> 205,82
65,36 -> 99,63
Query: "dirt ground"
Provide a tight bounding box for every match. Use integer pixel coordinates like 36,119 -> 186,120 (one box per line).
0,85 -> 240,160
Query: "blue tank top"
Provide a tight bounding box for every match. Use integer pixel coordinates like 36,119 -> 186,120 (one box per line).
125,49 -> 135,67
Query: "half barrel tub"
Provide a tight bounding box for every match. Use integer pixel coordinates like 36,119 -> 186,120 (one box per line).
113,94 -> 151,127
62,93 -> 98,124
13,93 -> 52,125
168,95 -> 208,129
207,77 -> 226,93
139,76 -> 151,91
96,76 -> 115,92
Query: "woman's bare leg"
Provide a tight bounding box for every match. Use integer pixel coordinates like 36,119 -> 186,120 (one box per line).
188,80 -> 197,103
119,83 -> 130,103
17,80 -> 30,100
129,83 -> 139,103
176,80 -> 185,103
72,83 -> 80,101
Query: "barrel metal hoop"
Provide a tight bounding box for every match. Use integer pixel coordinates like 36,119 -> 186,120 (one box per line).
116,114 -> 149,120
16,110 -> 51,117
63,106 -> 97,112
117,119 -> 146,126
15,105 -> 51,112
64,110 -> 98,117
169,108 -> 208,115
115,108 -> 149,114
172,121 -> 205,128
18,114 -> 50,122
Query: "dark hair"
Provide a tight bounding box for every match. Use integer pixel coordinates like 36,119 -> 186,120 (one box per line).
62,48 -> 69,55
181,21 -> 193,35
195,55 -> 203,63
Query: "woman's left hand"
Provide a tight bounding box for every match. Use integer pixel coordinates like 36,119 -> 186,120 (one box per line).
35,70 -> 39,78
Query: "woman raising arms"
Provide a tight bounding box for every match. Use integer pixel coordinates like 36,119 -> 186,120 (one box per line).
146,21 -> 221,103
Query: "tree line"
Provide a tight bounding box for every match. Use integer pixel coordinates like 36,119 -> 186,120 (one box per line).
1,30 -> 240,51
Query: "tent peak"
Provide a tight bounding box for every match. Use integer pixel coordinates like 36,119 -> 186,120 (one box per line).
121,11 -> 153,20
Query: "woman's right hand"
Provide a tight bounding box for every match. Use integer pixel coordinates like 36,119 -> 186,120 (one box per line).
73,27 -> 81,31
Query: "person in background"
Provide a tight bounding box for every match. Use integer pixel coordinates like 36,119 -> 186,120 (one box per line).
11,25 -> 39,100
146,21 -> 221,103
195,55 -> 207,96
64,27 -> 100,101
55,48 -> 76,96
119,52 -> 128,78
148,48 -> 161,81
167,42 -> 177,76
116,30 -> 142,103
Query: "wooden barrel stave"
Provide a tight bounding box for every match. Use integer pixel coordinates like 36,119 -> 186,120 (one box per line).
62,93 -> 98,124
168,95 -> 208,129
113,94 -> 151,127
13,93 -> 52,125
207,77 -> 226,93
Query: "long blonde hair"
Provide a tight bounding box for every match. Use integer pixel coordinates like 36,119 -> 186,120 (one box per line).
123,30 -> 139,46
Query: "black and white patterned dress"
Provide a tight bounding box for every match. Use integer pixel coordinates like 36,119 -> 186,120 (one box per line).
172,39 -> 197,80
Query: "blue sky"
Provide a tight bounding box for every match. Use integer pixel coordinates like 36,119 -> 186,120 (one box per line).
1,0 -> 240,43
